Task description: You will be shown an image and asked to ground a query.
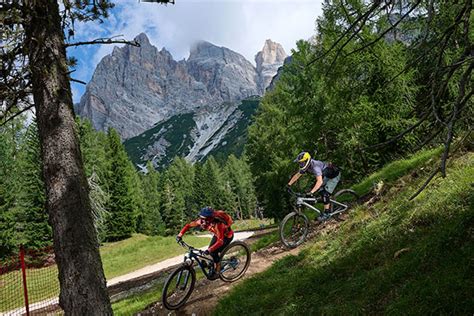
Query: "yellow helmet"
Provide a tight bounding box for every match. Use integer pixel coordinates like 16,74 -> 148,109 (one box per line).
294,151 -> 311,171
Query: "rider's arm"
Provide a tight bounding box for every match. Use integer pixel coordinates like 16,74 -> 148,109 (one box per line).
178,219 -> 201,237
288,173 -> 302,186
309,175 -> 323,194
208,223 -> 226,253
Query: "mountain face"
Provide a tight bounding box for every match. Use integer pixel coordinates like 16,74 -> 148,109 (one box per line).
76,33 -> 285,167
187,41 -> 259,101
255,39 -> 287,93
124,97 -> 260,169
77,34 -> 213,139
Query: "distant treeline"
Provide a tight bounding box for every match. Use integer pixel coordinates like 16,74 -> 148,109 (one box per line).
0,117 -> 257,259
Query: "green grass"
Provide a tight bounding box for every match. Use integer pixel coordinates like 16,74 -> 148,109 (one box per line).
250,231 -> 280,252
232,218 -> 274,232
0,234 -> 210,312
0,265 -> 59,313
215,152 -> 474,315
351,147 -> 442,196
101,234 -> 210,278
112,282 -> 165,316
112,267 -> 207,315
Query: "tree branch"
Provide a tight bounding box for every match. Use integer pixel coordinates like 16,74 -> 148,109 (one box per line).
65,38 -> 140,48
409,167 -> 440,200
0,104 -> 34,126
70,78 -> 87,85
345,0 -> 422,58
307,0 -> 382,67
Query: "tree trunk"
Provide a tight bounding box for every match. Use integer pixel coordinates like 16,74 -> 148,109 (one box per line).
22,1 -> 112,314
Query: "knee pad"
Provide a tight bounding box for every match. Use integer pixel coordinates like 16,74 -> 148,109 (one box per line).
321,192 -> 330,204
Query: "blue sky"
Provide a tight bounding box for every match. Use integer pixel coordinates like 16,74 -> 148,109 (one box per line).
68,0 -> 323,103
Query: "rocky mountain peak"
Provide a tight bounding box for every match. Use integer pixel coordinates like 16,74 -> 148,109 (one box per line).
189,40 -> 221,58
134,32 -> 152,46
76,34 -> 263,140
186,40 -> 258,102
255,39 -> 287,93
257,39 -> 287,65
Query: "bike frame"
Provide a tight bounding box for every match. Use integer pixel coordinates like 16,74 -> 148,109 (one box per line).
180,241 -> 215,279
295,195 -> 349,216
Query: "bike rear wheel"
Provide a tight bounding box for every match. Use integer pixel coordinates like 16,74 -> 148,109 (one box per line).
333,189 -> 359,208
331,189 -> 359,220
162,264 -> 196,310
279,212 -> 309,249
219,241 -> 251,282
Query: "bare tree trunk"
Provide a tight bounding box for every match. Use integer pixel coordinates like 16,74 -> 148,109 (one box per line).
22,1 -> 112,314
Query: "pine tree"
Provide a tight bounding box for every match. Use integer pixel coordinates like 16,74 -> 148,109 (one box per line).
160,178 -> 185,235
77,117 -> 109,181
128,160 -> 147,233
139,161 -> 165,235
165,157 -> 195,219
223,155 -> 257,219
13,122 -> 51,250
0,122 -> 20,258
193,157 -> 225,210
104,129 -> 136,241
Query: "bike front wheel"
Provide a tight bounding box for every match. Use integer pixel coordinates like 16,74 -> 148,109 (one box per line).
279,212 -> 309,249
162,264 -> 196,310
219,241 -> 251,282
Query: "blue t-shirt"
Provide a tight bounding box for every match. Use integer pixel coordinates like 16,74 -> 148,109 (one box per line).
299,159 -> 327,176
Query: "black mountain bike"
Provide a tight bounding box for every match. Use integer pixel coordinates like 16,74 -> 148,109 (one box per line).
162,239 -> 251,310
279,187 -> 359,249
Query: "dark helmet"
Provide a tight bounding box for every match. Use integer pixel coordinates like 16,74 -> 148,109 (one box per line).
294,151 -> 311,171
199,206 -> 214,218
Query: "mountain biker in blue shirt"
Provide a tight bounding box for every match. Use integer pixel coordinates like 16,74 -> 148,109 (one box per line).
287,151 -> 341,221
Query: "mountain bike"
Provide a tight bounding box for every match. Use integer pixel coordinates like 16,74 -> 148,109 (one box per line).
279,187 -> 359,249
162,239 -> 251,310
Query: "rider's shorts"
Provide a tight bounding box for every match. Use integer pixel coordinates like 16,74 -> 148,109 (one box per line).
209,235 -> 233,262
323,173 -> 341,194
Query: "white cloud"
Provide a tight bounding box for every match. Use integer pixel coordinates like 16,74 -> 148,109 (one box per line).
69,0 -> 323,102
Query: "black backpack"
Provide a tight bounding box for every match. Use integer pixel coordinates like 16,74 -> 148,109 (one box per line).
323,162 -> 340,179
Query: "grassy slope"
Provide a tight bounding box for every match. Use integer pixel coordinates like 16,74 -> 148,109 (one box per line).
215,151 -> 474,315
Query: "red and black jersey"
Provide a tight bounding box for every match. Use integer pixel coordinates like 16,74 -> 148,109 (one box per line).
179,214 -> 234,253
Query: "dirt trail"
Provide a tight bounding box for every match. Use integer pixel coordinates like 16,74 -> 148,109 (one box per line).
138,217 -> 346,316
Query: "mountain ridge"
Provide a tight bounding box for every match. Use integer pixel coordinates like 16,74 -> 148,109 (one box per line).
75,33 -> 285,167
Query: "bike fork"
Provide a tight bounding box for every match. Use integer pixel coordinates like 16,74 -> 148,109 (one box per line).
176,270 -> 190,290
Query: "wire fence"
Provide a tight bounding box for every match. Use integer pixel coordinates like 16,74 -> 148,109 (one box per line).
0,246 -> 60,315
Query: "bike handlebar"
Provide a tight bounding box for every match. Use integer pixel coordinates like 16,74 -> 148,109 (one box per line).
286,186 -> 315,198
178,240 -> 204,255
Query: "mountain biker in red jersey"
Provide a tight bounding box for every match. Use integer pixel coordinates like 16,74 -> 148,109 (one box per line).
176,207 -> 234,280
287,151 -> 341,221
